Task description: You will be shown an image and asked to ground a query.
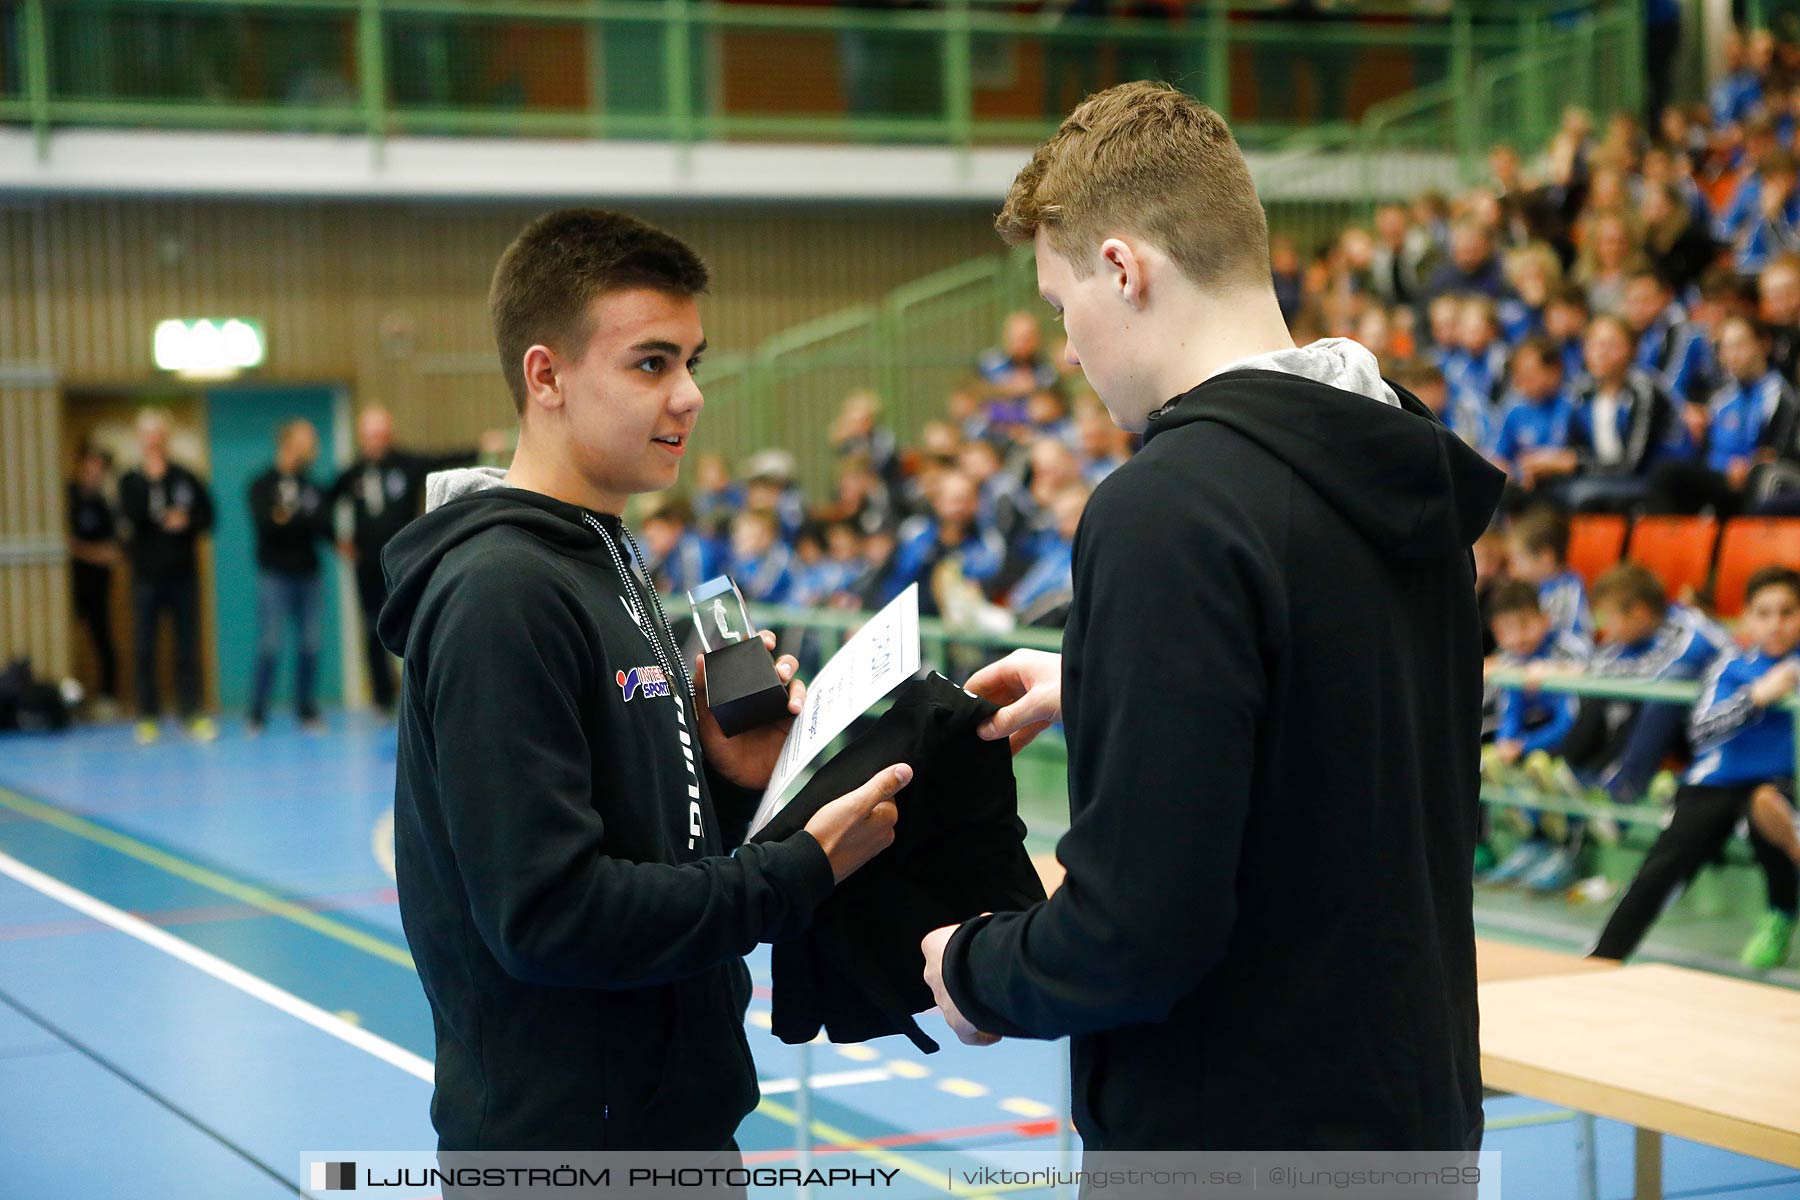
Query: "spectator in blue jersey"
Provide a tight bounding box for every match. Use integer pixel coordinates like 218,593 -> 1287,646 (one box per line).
1593,566 -> 1800,969
956,439 -> 1026,547
1649,314 -> 1797,515
1624,271 -> 1716,406
1537,315 -> 1682,511
741,450 -> 807,542
1008,483 -> 1087,627
727,508 -> 795,605
829,390 -> 900,487
1492,337 -> 1575,500
1023,385 -> 1077,449
1544,285 -> 1593,384
1480,580 -> 1592,885
690,451 -> 742,532
1758,257 -> 1800,381
1711,29 -> 1764,129
1430,297 -> 1493,450
1505,507 -> 1590,638
1451,297 -> 1511,430
1424,219 -> 1509,303
1499,243 -> 1561,346
1011,436 -> 1086,565
890,468 -> 1005,618
977,312 -> 1059,431
638,499 -> 722,599
1730,152 -> 1800,275
1073,397 -> 1131,486
820,453 -> 896,540
811,521 -> 868,609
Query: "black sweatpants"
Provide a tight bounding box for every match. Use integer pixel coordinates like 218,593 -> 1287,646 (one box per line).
1592,782 -> 1800,961
72,562 -> 118,699
356,559 -> 396,711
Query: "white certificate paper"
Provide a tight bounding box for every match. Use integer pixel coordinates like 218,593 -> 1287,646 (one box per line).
744,584 -> 921,840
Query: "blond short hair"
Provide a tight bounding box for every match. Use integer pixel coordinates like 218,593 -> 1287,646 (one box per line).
996,81 -> 1270,290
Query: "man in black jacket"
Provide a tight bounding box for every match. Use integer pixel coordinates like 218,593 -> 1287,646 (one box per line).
380,208 -> 909,1152
330,407 -> 501,714
247,419 -> 331,733
118,407 -> 216,745
921,82 -> 1503,1154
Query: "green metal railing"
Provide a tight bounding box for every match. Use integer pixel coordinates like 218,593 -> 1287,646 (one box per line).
0,0 -> 1632,158
722,614 -> 1799,863
694,247 -> 1042,492
1485,665 -> 1800,847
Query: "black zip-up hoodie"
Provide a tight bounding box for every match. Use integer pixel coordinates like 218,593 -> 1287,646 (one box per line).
943,361 -> 1505,1152
378,473 -> 836,1151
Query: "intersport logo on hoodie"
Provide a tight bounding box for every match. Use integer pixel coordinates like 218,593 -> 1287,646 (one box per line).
616,664 -> 671,702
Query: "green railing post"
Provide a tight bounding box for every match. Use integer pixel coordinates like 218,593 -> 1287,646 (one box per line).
1450,2 -> 1475,180
943,0 -> 974,150
1204,0 -> 1230,118
1620,1 -> 1645,123
22,0 -> 50,161
358,0 -> 387,161
665,0 -> 696,148
1519,11 -> 1543,151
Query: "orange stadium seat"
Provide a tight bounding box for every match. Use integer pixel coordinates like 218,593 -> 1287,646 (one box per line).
1626,515 -> 1719,603
1713,517 -> 1800,616
1567,514 -> 1627,585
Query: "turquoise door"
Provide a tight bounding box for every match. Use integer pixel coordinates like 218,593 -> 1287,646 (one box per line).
204,385 -> 346,713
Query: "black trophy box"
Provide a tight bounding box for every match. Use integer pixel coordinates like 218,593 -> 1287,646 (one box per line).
703,636 -> 790,736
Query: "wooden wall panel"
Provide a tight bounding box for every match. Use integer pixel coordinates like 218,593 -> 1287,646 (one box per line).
0,195 -> 1001,685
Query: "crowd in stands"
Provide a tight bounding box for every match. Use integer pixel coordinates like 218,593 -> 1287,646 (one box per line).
635,310 -> 1132,632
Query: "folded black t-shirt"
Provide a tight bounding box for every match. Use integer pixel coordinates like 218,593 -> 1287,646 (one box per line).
754,672 -> 1045,1052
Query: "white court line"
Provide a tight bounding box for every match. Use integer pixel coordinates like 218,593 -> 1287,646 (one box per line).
0,848 -> 434,1083
757,1068 -> 890,1095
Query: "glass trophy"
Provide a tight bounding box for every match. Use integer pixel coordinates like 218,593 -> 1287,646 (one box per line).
686,576 -> 790,736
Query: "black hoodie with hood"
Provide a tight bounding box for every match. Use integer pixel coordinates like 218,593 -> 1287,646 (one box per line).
378,473 -> 836,1151
942,350 -> 1505,1152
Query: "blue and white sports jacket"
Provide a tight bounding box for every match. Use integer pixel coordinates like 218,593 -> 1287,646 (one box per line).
1686,648 -> 1799,786
1538,570 -> 1592,640
1497,629 -> 1593,754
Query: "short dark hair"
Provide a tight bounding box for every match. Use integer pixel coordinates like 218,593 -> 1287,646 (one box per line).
1592,562 -> 1668,615
1745,565 -> 1800,607
1508,507 -> 1570,563
489,208 -> 710,414
1489,580 -> 1544,619
1548,283 -> 1590,312
1514,334 -> 1563,372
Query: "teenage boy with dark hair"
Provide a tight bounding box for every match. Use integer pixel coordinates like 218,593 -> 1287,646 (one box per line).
378,209 -> 910,1152
919,81 -> 1502,1153
1592,566 -> 1800,969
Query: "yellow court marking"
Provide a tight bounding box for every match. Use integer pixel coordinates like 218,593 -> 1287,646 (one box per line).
937,1077 -> 990,1099
998,1097 -> 1054,1119
885,1059 -> 931,1080
748,1010 -> 774,1029
835,1043 -> 881,1062
0,784 -> 415,970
